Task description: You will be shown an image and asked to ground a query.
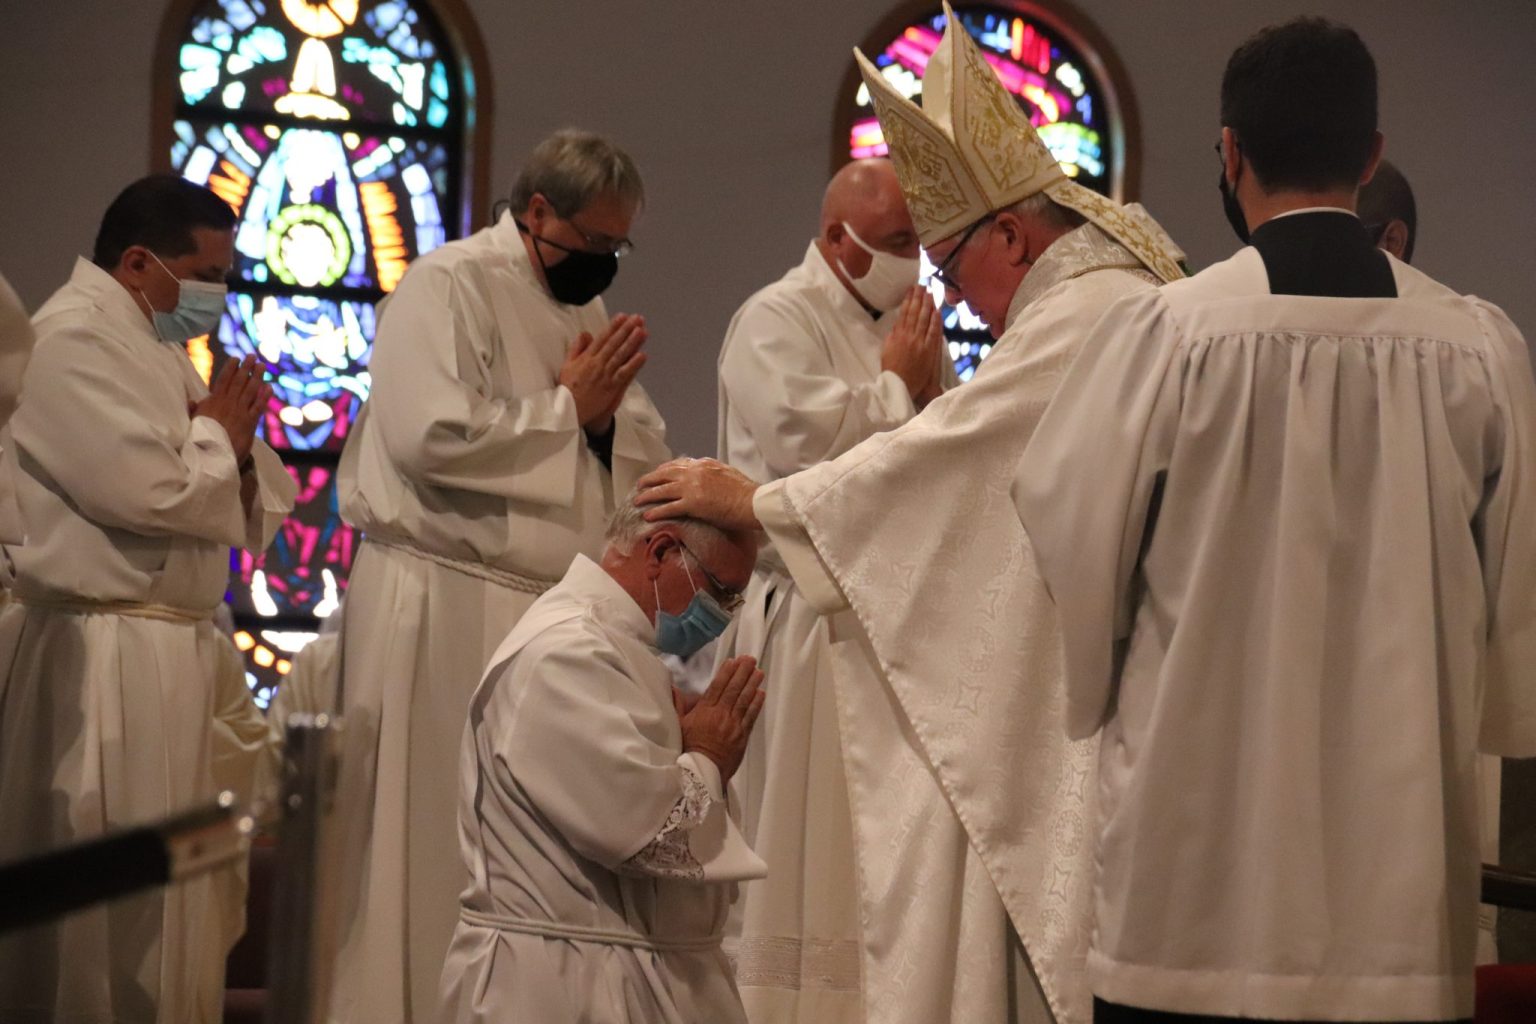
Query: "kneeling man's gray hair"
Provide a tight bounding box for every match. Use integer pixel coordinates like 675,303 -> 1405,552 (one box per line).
607,483 -> 732,564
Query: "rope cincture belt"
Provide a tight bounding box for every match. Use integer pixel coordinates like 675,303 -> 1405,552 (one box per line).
14,594 -> 216,625
366,535 -> 559,596
458,906 -> 724,954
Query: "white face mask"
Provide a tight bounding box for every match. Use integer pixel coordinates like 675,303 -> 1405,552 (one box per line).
838,223 -> 920,312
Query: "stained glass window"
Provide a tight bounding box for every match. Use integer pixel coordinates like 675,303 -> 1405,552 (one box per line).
162,0 -> 478,706
843,3 -> 1132,379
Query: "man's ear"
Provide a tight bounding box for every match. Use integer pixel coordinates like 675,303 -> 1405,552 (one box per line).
643,529 -> 679,579
992,212 -> 1027,267
117,245 -> 152,283
1378,219 -> 1411,262
1221,126 -> 1242,187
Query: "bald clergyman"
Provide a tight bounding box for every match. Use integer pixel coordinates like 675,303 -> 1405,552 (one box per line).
715,157 -> 950,1022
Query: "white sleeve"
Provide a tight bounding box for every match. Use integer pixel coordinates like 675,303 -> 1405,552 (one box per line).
617,752 -> 766,883
608,379 -> 672,497
1012,290 -> 1185,739
498,633 -> 762,881
12,319 -> 246,545
752,479 -> 849,614
243,440 -> 298,552
720,296 -> 916,478
368,262 -> 588,507
1472,301 -> 1536,756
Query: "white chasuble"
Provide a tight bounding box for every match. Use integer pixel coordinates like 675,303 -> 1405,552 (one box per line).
0,257 -> 295,1024
1014,249 -> 1536,1022
331,212 -> 670,1024
437,555 -> 765,1024
753,224 -> 1167,1024
718,242 -> 953,1022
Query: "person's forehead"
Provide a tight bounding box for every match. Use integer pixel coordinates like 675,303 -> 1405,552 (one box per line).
571,191 -> 636,236
187,226 -> 236,270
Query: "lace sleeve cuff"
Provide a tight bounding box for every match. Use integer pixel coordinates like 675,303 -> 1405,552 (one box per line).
617,761 -> 715,881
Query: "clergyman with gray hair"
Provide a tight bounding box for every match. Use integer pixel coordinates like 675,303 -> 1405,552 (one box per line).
437,487 -> 766,1022
329,128 -> 672,1023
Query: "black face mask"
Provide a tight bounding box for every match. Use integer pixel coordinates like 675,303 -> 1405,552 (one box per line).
1218,169 -> 1250,245
516,219 -> 618,305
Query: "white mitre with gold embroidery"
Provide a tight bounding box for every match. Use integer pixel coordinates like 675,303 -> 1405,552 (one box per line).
854,1 -> 1184,282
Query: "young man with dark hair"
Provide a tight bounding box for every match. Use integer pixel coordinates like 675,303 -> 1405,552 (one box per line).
0,174 -> 295,1023
1016,17 -> 1536,1024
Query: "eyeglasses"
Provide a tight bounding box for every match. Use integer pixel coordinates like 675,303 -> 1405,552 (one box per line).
533,194 -> 634,256
929,215 -> 994,293
562,215 -> 634,257
677,540 -> 745,613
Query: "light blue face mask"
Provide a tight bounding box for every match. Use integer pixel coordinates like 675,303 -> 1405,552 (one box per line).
139,251 -> 227,343
653,551 -> 733,659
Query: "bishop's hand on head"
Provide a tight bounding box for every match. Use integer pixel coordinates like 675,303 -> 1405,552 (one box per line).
634,457 -> 762,531
559,312 -> 648,434
193,354 -> 268,466
680,655 -> 765,782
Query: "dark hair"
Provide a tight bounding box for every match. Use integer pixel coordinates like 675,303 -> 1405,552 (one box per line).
92,174 -> 237,270
1357,158 -> 1417,262
1220,18 -> 1377,192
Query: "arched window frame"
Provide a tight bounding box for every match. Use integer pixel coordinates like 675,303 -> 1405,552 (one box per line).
146,0 -> 493,704
151,0 -> 493,232
830,0 -> 1142,201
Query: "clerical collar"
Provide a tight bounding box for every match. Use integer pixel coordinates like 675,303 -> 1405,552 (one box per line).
1268,206 -> 1359,222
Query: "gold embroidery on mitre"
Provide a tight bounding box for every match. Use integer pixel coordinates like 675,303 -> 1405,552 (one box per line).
1046,179 -> 1186,283
855,46 -> 984,244
856,0 -> 1187,271
952,18 -> 1062,199
883,115 -> 972,234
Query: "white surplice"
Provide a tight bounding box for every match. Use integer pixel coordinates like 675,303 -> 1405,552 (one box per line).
748,223 -> 1170,1024
717,241 -> 952,1022
332,212 -> 671,1024
437,554 -> 765,1024
1014,249 -> 1536,1021
0,257 -> 294,1024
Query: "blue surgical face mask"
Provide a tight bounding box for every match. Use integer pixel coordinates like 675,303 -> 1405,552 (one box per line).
139,251 -> 227,343
653,552 -> 733,658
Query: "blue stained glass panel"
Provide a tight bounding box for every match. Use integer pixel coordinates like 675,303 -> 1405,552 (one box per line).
212,292 -> 375,452
173,0 -> 465,701
181,0 -> 449,128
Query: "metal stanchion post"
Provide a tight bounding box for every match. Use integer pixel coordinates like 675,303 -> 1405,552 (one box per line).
265,712 -> 346,1024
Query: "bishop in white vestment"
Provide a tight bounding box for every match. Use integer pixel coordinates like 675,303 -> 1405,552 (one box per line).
438,514 -> 766,1023
0,226 -> 294,1022
333,131 -> 670,1023
637,11 -> 1185,1022
717,158 -> 951,1021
